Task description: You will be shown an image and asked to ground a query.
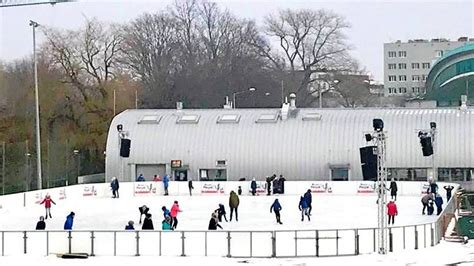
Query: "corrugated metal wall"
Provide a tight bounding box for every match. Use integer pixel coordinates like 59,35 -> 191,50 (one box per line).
105,108 -> 474,182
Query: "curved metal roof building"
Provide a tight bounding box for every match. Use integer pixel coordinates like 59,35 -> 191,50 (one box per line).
426,43 -> 474,105
106,106 -> 474,182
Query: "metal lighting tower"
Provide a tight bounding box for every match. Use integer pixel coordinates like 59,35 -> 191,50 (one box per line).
1,0 -> 74,8
30,20 -> 43,190
375,126 -> 388,254
430,123 -> 437,181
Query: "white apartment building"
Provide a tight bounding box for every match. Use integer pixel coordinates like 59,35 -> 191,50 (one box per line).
384,37 -> 473,97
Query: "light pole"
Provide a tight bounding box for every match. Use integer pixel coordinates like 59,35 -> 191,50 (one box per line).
233,87 -> 256,108
73,149 -> 80,183
30,20 -> 42,190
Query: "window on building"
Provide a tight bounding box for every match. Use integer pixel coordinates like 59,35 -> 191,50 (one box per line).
438,168 -> 474,181
177,114 -> 200,124
388,75 -> 397,82
388,63 -> 396,69
138,115 -> 162,124
217,114 -> 240,124
199,169 -> 227,181
412,75 -> 420,82
435,50 -> 444,57
388,168 -> 428,181
422,63 -> 430,69
422,75 -> 427,81
398,63 -> 407,69
399,87 -> 407,93
388,51 -> 397,57
398,51 -> 407,58
399,75 -> 407,82
412,63 -> 420,69
302,113 -> 322,121
256,113 -> 278,123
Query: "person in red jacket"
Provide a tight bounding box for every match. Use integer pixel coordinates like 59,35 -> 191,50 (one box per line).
387,200 -> 398,225
170,200 -> 182,230
40,194 -> 56,219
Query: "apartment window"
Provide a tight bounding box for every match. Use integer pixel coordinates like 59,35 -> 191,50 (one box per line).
412,75 -> 420,82
422,75 -> 427,81
422,63 -> 430,69
399,75 -> 407,82
388,63 -> 396,69
399,87 -> 407,94
388,75 -> 397,82
435,50 -> 444,57
398,51 -> 407,58
412,63 -> 420,69
398,63 -> 407,69
388,87 -> 396,94
412,87 -> 421,93
388,51 -> 397,57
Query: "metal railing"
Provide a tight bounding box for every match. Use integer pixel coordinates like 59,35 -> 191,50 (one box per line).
0,221 -> 442,258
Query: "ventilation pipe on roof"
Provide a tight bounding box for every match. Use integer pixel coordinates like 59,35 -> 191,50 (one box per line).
281,97 -> 289,120
460,95 -> 468,111
176,102 -> 183,111
289,93 -> 296,110
223,96 -> 232,109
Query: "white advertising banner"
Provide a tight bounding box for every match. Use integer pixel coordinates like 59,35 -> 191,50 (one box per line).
310,182 -> 333,193
357,181 -> 376,194
201,182 -> 225,194
134,183 -> 158,196
83,185 -> 98,197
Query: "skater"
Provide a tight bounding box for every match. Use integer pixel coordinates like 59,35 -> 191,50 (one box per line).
162,206 -> 171,219
142,213 -> 154,230
421,194 -> 433,215
110,176 -> 119,198
250,178 -> 257,196
125,220 -> 135,230
389,178 -> 398,201
208,213 -> 223,230
279,174 -> 286,194
427,199 -> 435,215
188,179 -> 194,196
138,205 -> 150,224
229,190 -> 240,222
303,189 -> 313,215
170,200 -> 182,229
266,176 -> 272,196
40,194 -> 56,219
153,175 -> 161,181
64,212 -> 75,230
299,196 -> 310,221
136,173 -> 145,182
435,194 -> 444,215
36,216 -> 46,230
162,216 -> 173,230
270,198 -> 283,224
387,200 -> 398,225
163,174 -> 170,196
215,203 -> 228,222
444,185 -> 454,201
429,179 -> 438,198
237,186 -> 242,196
272,175 -> 279,194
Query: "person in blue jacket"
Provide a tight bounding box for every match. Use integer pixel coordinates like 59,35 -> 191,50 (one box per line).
163,174 -> 170,196
270,198 -> 283,224
435,194 -> 444,215
125,220 -> 135,230
299,196 -> 310,221
136,173 -> 145,182
162,206 -> 171,219
64,212 -> 75,230
250,178 -> 257,196
303,189 -> 313,216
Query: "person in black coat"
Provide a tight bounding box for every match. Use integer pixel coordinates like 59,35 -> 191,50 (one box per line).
110,177 -> 119,198
138,205 -> 150,224
208,213 -> 223,230
36,216 -> 46,230
215,203 -> 228,222
188,179 -> 194,196
250,178 -> 257,196
444,185 -> 454,201
389,178 -> 398,201
303,189 -> 312,215
266,176 -> 272,196
142,213 -> 154,230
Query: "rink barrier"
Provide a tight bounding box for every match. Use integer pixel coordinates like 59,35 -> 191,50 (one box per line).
0,220 -> 447,258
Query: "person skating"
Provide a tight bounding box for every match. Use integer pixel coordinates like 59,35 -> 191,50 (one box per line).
387,200 -> 398,225
136,173 -> 145,182
162,216 -> 173,230
266,176 -> 272,196
163,174 -> 170,196
142,213 -> 154,230
435,194 -> 444,215
270,198 -> 283,224
110,176 -> 119,198
138,205 -> 150,224
170,200 -> 182,229
215,203 -> 228,222
40,194 -> 56,219
36,216 -> 46,230
229,190 -> 240,222
427,199 -> 434,215
64,212 -> 75,230
237,186 -> 242,196
444,185 -> 454,201
125,220 -> 135,230
429,179 -> 438,198
162,206 -> 171,219
389,178 -> 398,201
208,213 -> 223,230
250,178 -> 257,196
188,179 -> 194,196
421,194 -> 433,215
299,196 -> 310,221
303,189 -> 313,215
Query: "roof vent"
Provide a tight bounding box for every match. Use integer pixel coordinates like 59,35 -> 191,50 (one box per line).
460,95 -> 468,111
289,93 -> 296,109
176,102 -> 183,110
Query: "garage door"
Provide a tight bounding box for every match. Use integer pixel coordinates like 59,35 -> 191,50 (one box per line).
136,164 -> 166,181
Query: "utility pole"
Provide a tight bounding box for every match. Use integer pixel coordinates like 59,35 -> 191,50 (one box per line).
1,141 -> 5,195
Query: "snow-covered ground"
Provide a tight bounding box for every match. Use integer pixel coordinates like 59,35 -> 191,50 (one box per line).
1,192 -> 471,265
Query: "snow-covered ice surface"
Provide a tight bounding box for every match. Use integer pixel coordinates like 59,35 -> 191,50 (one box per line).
1,193 -> 472,265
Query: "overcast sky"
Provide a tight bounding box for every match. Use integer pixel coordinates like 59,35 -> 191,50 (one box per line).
0,0 -> 473,82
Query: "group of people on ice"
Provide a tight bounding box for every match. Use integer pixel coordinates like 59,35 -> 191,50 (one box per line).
134,201 -> 182,230
208,190 -> 240,230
